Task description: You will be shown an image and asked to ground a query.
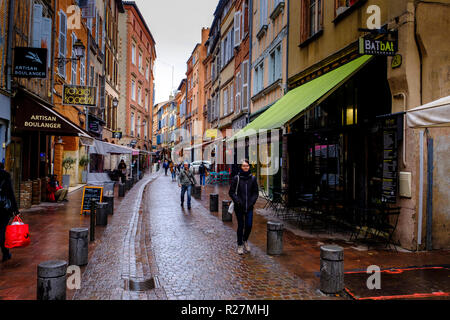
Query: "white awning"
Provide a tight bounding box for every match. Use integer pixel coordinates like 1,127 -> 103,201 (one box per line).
89,140 -> 134,155
407,96 -> 450,128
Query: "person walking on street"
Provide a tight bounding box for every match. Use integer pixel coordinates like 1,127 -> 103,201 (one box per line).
169,161 -> 176,181
0,163 -> 19,262
178,162 -> 197,210
163,160 -> 169,176
198,162 -> 207,186
229,159 -> 259,255
118,159 -> 127,183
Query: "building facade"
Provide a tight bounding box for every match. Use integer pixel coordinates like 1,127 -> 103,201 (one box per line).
279,0 -> 450,250
118,1 -> 156,151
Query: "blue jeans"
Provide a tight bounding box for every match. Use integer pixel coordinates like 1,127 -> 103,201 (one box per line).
199,174 -> 206,186
181,185 -> 192,207
171,171 -> 176,180
235,209 -> 253,246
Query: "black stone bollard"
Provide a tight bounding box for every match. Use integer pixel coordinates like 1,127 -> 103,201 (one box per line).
267,221 -> 284,255
69,228 -> 89,266
103,195 -> 114,215
37,260 -> 67,300
119,183 -> 125,197
210,194 -> 219,212
320,245 -> 344,294
192,185 -> 202,200
96,202 -> 108,226
222,200 -> 232,222
89,201 -> 96,242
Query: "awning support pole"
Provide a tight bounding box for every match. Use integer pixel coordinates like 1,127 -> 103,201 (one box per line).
417,130 -> 424,249
426,137 -> 434,251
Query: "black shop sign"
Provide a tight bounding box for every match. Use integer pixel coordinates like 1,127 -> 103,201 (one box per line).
359,37 -> 398,56
14,47 -> 48,78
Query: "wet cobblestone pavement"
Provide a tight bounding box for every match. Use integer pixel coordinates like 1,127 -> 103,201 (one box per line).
146,175 -> 323,300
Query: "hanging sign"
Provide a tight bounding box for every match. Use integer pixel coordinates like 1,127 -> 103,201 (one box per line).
359,37 -> 398,56
63,85 -> 97,107
13,47 -> 48,78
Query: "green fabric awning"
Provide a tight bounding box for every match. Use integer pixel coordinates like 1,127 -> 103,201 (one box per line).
232,55 -> 372,140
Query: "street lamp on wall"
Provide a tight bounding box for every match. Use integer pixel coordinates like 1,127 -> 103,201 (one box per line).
56,39 -> 85,69
112,97 -> 119,108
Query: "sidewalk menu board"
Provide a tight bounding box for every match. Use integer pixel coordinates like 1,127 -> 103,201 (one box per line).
80,186 -> 103,215
382,130 -> 398,203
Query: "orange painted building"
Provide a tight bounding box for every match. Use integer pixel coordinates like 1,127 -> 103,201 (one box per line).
118,1 -> 156,151
186,28 -> 209,161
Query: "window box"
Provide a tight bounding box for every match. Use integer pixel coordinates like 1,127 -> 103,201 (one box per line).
333,0 -> 368,24
270,1 -> 285,21
256,25 -> 268,40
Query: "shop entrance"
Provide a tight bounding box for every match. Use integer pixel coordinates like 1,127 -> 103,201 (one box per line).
288,56 -> 393,208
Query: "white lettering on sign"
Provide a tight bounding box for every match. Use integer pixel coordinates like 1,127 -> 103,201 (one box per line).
367,5 -> 381,30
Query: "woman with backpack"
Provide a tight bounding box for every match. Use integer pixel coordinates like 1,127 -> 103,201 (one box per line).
229,159 -> 259,255
0,163 -> 19,262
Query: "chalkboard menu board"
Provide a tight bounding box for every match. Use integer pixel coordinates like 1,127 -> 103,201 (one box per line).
80,186 -> 103,215
381,130 -> 398,203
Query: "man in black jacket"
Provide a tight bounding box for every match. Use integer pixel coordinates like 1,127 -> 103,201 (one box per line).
229,160 -> 259,255
0,163 -> 19,262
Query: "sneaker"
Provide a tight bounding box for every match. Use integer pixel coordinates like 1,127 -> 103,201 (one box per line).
237,246 -> 244,255
244,241 -> 251,253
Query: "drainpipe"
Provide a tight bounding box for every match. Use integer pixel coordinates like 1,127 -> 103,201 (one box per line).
413,2 -> 423,106
247,0 -> 253,126
394,93 -> 408,168
285,0 -> 289,95
5,0 -> 15,151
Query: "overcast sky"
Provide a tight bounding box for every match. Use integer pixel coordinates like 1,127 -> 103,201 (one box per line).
133,0 -> 217,104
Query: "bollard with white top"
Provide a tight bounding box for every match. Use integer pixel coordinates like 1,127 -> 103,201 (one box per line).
320,245 -> 344,294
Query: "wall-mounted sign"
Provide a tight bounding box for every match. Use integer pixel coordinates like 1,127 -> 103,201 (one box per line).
391,54 -> 402,69
359,37 -> 398,56
13,47 -> 47,78
113,131 -> 122,139
63,85 -> 97,107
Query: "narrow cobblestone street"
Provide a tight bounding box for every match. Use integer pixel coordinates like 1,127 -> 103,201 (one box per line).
146,174 -> 322,300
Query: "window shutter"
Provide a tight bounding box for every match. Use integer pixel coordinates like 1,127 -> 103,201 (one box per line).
242,60 -> 249,110
32,4 -> 43,48
224,88 -> 228,116
234,11 -> 241,47
230,83 -> 234,113
301,0 -> 309,43
41,17 -> 52,68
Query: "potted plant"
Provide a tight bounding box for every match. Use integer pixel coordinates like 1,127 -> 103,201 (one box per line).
62,157 -> 76,188
79,155 -> 89,183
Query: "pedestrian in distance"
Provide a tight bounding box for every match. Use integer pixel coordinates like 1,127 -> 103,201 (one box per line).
198,162 -> 207,186
118,159 -> 127,183
163,160 -> 169,176
169,161 -> 176,181
229,159 -> 259,255
178,162 -> 197,210
0,163 -> 19,262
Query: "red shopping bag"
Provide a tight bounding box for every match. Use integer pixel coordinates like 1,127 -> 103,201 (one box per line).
5,216 -> 31,249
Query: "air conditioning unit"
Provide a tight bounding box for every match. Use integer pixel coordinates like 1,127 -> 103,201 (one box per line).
336,6 -> 349,16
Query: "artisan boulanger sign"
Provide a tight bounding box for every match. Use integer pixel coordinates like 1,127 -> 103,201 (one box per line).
63,85 -> 97,107
13,47 -> 48,78
359,37 -> 398,56
24,115 -> 62,129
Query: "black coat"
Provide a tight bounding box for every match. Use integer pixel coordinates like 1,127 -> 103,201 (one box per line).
0,169 -> 18,216
229,172 -> 259,213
